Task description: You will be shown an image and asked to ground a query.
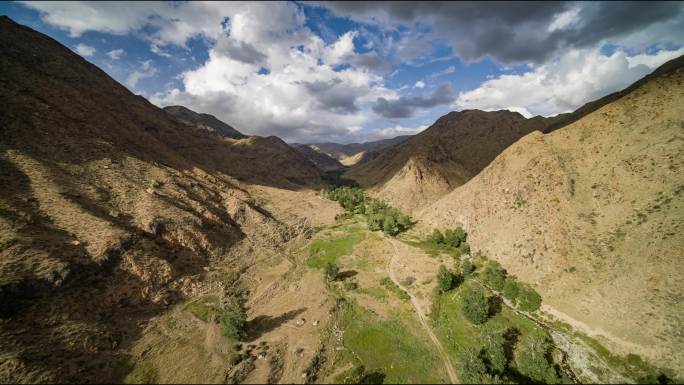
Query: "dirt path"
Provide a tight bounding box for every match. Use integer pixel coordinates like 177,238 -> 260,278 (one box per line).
385,237 -> 460,384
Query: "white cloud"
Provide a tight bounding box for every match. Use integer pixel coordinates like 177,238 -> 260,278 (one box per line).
126,60 -> 157,88
150,2 -> 396,143
429,65 -> 456,78
107,48 -> 124,60
74,43 -> 95,57
414,80 -> 425,88
455,47 -> 681,117
363,123 -> 428,141
547,7 -> 581,32
150,44 -> 172,58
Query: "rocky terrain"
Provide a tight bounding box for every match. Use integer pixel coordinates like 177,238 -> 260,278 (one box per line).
345,111 -> 562,212
164,105 -> 246,139
295,135 -> 411,167
0,15 -> 334,383
291,144 -> 344,171
420,56 -> 684,375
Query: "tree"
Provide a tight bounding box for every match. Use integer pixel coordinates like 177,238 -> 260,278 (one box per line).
325,262 -> 340,281
461,284 -> 489,324
517,284 -> 542,312
431,229 -> 444,244
502,278 -> 520,302
481,328 -> 507,374
459,242 -> 471,256
456,347 -> 503,384
516,331 -> 560,384
382,214 -> 397,235
437,265 -> 454,292
219,298 -> 247,341
460,259 -> 475,278
481,261 -> 507,291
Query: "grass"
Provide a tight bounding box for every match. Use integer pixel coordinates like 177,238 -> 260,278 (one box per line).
358,285 -> 389,302
402,238 -> 462,259
307,225 -> 364,269
125,361 -> 159,384
183,296 -> 221,322
379,277 -> 410,301
333,300 -> 449,384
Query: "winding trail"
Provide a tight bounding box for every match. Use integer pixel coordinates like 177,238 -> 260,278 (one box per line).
384,236 -> 460,384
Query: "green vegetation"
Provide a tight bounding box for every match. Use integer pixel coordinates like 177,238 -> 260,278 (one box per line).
456,347 -> 503,384
218,298 -> 247,341
515,330 -> 561,384
460,259 -> 475,277
480,260 -> 506,291
333,300 -> 448,384
324,186 -> 412,236
325,262 -> 340,281
183,296 -> 222,322
501,276 -> 542,312
460,283 -> 490,324
125,361 -> 159,384
307,227 -> 364,269
379,277 -> 410,301
430,227 -> 471,255
437,265 -> 458,293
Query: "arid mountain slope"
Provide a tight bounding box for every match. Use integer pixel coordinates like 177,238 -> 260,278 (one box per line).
420,56 -> 684,374
0,16 -> 333,383
164,105 -> 246,139
346,111 -> 559,211
291,143 -> 344,171
299,135 -> 412,166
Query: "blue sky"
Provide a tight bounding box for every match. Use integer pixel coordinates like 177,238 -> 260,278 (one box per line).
1,1 -> 683,143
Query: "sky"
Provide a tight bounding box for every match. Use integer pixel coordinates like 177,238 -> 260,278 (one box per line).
1,1 -> 683,144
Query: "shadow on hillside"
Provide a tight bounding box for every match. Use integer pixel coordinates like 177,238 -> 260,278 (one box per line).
246,307 -> 308,342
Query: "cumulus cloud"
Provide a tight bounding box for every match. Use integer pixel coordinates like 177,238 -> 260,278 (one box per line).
150,2 -> 395,143
107,48 -> 124,60
414,80 -> 425,88
363,123 -> 428,141
321,1 -> 684,65
455,47 -> 682,117
372,83 -> 453,119
126,60 -> 157,88
74,43 -> 95,57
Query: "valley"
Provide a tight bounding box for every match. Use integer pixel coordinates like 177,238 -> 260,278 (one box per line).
1,8 -> 683,385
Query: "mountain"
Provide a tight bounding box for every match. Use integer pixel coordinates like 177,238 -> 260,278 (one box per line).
0,16 -> 332,383
163,105 -> 246,139
345,111 -> 561,212
297,135 -> 412,166
419,56 -> 684,374
291,143 -> 344,171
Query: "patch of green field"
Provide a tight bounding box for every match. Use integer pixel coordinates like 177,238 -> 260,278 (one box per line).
379,277 -> 410,301
403,239 -> 462,259
334,300 -> 449,384
358,285 -> 389,302
307,225 -> 364,269
183,296 -> 221,322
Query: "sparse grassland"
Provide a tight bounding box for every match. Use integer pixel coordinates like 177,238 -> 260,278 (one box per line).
307,224 -> 365,269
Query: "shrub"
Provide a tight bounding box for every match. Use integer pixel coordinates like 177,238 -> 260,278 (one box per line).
502,278 -> 520,302
517,284 -> 542,312
459,242 -> 471,256
219,299 -> 247,341
456,347 -> 503,384
460,259 -> 475,277
481,261 -> 507,291
516,331 -> 560,384
431,229 -> 444,244
325,262 -> 340,282
444,227 -> 467,248
461,284 -> 489,324
437,265 -> 454,292
481,328 -> 507,374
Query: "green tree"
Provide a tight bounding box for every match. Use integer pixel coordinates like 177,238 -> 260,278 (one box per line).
461,284 -> 489,324
481,261 -> 507,291
482,327 -> 507,374
382,214 -> 398,235
517,284 -> 542,312
459,241 -> 471,256
460,259 -> 475,278
502,278 -> 520,302
516,331 -> 560,384
325,262 -> 340,282
437,265 -> 454,292
456,347 -> 503,384
219,298 -> 247,341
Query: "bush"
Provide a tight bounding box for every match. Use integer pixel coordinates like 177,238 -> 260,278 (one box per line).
444,227 -> 467,248
456,347 -> 503,384
219,299 -> 247,341
460,259 -> 475,278
502,278 -> 520,302
461,284 -> 489,324
517,284 -> 542,312
437,265 -> 454,292
516,331 -> 560,384
430,229 -> 444,244
459,242 -> 471,255
481,261 -> 507,291
481,328 -> 507,374
325,262 -> 340,282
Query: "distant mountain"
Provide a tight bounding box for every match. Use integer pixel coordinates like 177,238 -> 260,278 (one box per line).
163,105 -> 246,139
345,110 -> 561,211
295,135 -> 412,167
420,55 -> 684,374
291,143 -> 344,171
